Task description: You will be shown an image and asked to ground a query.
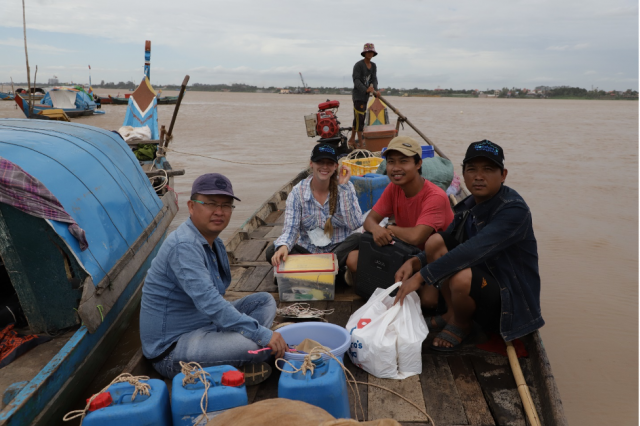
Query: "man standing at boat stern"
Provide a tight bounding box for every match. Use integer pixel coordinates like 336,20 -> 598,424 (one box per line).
348,43 -> 380,148
394,140 -> 544,351
140,173 -> 286,381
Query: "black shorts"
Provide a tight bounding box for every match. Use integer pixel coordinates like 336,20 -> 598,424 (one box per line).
352,100 -> 367,132
439,232 -> 501,332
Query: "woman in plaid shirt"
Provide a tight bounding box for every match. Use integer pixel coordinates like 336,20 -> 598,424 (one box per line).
266,144 -> 363,271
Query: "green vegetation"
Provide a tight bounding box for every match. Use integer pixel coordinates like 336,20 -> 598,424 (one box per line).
8,80 -> 637,100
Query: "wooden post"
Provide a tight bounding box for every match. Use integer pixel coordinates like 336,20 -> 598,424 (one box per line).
21,0 -> 33,116
378,95 -> 449,160
164,75 -> 190,149
158,125 -> 167,156
506,341 -> 542,426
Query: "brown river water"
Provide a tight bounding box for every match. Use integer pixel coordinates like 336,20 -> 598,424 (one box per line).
0,92 -> 637,425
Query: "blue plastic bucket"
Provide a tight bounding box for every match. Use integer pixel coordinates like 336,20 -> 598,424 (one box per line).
381,145 -> 434,158
278,322 -> 350,361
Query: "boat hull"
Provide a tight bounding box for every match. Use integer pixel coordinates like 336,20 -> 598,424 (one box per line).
0,195 -> 177,426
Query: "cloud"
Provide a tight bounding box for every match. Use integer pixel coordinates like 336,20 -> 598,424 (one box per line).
547,43 -> 590,51
0,37 -> 74,53
0,0 -> 636,90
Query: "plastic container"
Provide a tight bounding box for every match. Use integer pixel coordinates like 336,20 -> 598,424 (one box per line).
275,253 -> 338,301
349,173 -> 390,212
172,365 -> 248,426
278,357 -> 350,419
342,157 -> 384,176
83,379 -> 171,426
381,145 -> 434,158
278,322 -> 351,361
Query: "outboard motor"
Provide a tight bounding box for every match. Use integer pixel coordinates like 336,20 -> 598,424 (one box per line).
304,100 -> 351,155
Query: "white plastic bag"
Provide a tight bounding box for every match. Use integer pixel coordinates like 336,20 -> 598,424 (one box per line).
346,282 -> 429,379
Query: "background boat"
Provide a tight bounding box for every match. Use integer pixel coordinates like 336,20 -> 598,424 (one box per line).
0,92 -> 15,101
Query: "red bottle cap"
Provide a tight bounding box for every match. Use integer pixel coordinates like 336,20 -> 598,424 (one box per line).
87,392 -> 113,412
221,370 -> 245,387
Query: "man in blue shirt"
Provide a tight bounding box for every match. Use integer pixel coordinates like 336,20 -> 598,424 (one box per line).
140,173 -> 286,381
394,141 -> 543,352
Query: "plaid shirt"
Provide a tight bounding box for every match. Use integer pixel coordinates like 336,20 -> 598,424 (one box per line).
275,177 -> 363,253
0,156 -> 88,250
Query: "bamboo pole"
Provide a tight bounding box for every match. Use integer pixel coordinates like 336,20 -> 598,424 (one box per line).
378,95 -> 449,161
21,0 -> 33,116
506,341 -> 542,426
164,75 -> 190,149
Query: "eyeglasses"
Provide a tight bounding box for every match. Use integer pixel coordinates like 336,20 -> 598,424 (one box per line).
192,200 -> 236,213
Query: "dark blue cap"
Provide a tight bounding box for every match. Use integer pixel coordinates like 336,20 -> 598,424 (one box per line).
463,140 -> 504,169
191,173 -> 240,201
311,143 -> 338,163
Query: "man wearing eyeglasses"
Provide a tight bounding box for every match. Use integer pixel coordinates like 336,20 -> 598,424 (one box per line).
140,173 -> 286,383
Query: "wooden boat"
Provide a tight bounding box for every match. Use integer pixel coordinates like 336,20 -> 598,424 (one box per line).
108,95 -> 129,105
0,92 -> 14,101
14,94 -> 93,119
156,95 -> 179,105
0,118 -> 180,426
97,96 -> 112,104
81,96 -> 566,425
14,88 -> 45,101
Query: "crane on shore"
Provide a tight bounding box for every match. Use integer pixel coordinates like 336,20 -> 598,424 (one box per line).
299,72 -> 311,94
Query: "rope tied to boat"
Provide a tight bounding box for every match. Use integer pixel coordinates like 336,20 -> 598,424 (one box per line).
275,346 -> 436,425
179,361 -> 211,420
165,147 -> 306,166
62,373 -> 151,424
276,303 -> 335,321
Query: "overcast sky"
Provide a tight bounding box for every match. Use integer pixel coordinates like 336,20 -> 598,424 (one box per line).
1,0 -> 637,91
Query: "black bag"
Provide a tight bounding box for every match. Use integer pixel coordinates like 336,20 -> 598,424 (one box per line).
355,232 -> 420,300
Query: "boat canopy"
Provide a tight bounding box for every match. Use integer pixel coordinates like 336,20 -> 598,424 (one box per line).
41,87 -> 96,110
0,119 -> 163,286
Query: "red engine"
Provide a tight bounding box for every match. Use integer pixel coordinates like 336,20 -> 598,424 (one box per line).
315,100 -> 340,139
316,110 -> 340,139
318,100 -> 340,111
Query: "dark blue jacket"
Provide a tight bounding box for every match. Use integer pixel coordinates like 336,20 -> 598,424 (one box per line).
418,185 -> 544,341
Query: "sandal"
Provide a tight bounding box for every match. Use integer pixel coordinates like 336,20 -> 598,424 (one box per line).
426,315 -> 447,332
239,362 -> 272,386
429,323 -> 472,353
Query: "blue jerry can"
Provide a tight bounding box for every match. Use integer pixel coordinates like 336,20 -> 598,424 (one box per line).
278,357 -> 350,419
83,379 -> 171,426
350,173 -> 390,213
172,365 -> 248,425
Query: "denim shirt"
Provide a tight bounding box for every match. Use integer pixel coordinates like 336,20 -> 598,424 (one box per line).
416,185 -> 544,341
140,218 -> 273,359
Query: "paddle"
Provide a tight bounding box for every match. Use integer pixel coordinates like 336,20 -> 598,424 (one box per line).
378,94 -> 450,161
163,75 -> 190,149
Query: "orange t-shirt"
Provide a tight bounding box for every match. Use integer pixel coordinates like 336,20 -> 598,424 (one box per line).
372,179 -> 454,249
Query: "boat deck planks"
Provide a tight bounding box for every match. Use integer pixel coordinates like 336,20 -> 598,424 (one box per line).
0,332 -> 74,402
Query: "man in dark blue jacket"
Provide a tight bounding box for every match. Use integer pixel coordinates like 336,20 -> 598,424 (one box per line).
394,140 -> 543,351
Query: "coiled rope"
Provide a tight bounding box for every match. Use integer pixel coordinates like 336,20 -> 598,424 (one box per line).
275,347 -> 436,425
179,361 -> 211,420
63,374 -> 151,424
276,303 -> 335,321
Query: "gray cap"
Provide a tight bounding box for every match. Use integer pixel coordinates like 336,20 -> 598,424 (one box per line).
191,173 -> 240,201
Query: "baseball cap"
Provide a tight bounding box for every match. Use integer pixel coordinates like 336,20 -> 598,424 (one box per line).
191,173 -> 241,201
310,144 -> 338,163
463,140 -> 505,169
382,136 -> 422,158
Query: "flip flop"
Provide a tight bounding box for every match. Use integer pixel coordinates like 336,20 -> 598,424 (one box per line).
429,323 -> 472,353
426,315 -> 447,332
